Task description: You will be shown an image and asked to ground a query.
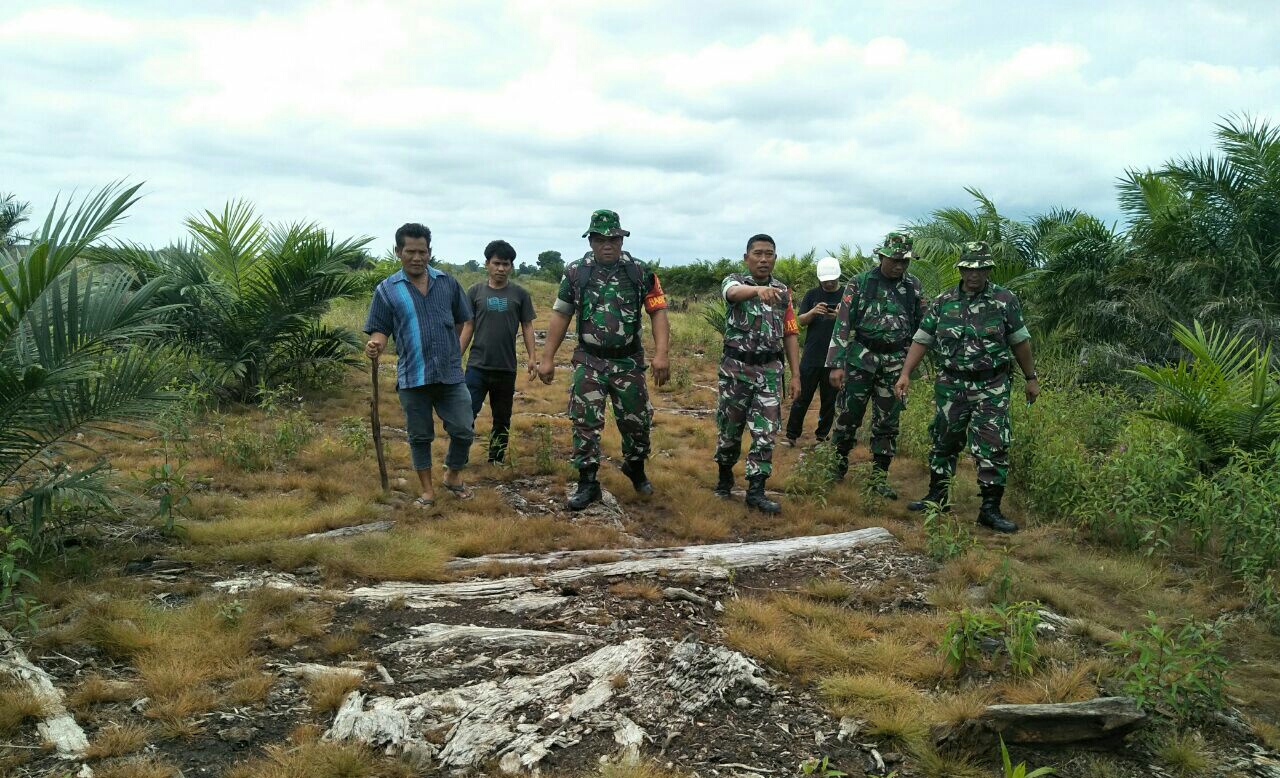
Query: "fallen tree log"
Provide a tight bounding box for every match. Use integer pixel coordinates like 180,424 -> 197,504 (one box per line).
299,521 -> 395,541
349,528 -> 893,610
0,627 -> 88,759
933,696 -> 1147,748
445,526 -> 894,573
381,623 -> 599,654
328,637 -> 771,770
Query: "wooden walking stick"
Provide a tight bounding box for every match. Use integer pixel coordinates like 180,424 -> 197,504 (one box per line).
370,356 -> 389,492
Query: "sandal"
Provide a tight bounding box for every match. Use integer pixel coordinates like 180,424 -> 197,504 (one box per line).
441,481 -> 472,500
412,496 -> 435,508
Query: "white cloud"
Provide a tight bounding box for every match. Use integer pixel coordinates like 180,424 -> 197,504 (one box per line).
2,1 -> 1279,264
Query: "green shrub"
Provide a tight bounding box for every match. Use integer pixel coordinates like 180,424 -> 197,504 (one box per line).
923,501 -> 975,562
941,608 -> 1002,673
1073,418 -> 1196,555
942,601 -> 1043,677
783,442 -> 842,505
337,416 -> 371,456
1111,612 -> 1230,721
1,526 -> 42,635
207,391 -> 319,472
1176,443 -> 1280,586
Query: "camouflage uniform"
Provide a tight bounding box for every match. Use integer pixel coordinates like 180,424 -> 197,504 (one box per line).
715,273 -> 800,478
825,265 -> 925,462
912,258 -> 1031,488
552,250 -> 666,470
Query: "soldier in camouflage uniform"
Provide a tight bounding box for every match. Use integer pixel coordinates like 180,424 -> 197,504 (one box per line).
826,232 -> 926,498
714,234 -> 801,514
895,241 -> 1040,533
537,210 -> 671,510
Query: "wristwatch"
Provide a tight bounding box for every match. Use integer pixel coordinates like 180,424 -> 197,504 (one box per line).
1024,373 -> 1038,381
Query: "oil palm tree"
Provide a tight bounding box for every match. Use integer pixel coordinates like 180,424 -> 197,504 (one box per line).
909,188 -> 1074,298
1132,320 -> 1280,464
94,201 -> 372,402
1117,114 -> 1280,349
1,183 -> 177,538
0,193 -> 30,247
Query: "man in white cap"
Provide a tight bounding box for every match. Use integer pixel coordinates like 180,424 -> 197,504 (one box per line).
782,256 -> 844,447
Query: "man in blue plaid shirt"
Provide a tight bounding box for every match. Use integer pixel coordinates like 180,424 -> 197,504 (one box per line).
365,223 -> 475,507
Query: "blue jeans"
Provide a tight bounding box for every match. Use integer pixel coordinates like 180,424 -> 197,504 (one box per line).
398,382 -> 475,471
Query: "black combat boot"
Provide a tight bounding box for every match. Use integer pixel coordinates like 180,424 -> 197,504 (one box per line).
714,464 -> 735,498
567,467 -> 601,510
907,471 -> 951,512
871,454 -> 898,499
745,476 -> 781,514
620,459 -> 653,496
977,483 -> 1018,533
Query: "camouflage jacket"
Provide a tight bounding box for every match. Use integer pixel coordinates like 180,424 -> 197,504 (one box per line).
825,269 -> 925,371
552,251 -> 667,371
720,273 -> 799,363
913,282 -> 1031,374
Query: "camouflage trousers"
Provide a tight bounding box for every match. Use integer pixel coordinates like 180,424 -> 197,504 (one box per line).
927,372 -> 1012,487
831,358 -> 906,459
568,360 -> 651,470
715,358 -> 783,478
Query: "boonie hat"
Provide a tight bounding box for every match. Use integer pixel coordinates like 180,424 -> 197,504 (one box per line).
874,231 -> 915,260
956,241 -> 995,269
582,209 -> 631,238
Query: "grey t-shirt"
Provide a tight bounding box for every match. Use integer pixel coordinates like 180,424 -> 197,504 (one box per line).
466,282 -> 536,372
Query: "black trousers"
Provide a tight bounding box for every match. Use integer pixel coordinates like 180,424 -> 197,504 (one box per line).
785,364 -> 837,441
465,367 -> 517,462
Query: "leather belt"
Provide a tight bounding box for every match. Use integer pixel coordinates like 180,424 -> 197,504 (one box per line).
723,346 -> 784,365
581,340 -> 641,359
942,364 -> 1010,382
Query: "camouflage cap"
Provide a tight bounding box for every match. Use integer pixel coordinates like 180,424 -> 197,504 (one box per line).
956,241 -> 995,269
582,209 -> 631,238
874,231 -> 915,260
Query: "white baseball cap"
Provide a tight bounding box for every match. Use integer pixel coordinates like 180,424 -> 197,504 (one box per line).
816,256 -> 841,282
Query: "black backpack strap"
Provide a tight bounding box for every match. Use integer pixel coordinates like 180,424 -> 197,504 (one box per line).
854,272 -> 879,330
574,263 -> 592,342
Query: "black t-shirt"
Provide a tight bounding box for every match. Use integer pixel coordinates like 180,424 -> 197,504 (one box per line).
466,282 -> 535,372
799,286 -> 842,371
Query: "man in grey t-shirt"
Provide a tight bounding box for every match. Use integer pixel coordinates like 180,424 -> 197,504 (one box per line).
458,240 -> 537,463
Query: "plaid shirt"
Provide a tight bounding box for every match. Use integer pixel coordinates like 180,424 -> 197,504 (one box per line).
365,267 -> 473,389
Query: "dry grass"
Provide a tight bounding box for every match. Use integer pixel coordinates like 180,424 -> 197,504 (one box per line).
608,581 -> 663,600
799,577 -> 856,602
322,631 -> 361,656
1247,714 -> 1280,750
85,723 -> 154,759
223,738 -> 414,778
306,673 -> 362,713
906,741 -> 988,778
932,687 -> 994,725
863,701 -> 930,745
93,757 -> 182,778
67,674 -> 138,714
1154,729 -> 1211,775
0,683 -> 50,736
818,672 -> 922,712
996,660 -> 1105,704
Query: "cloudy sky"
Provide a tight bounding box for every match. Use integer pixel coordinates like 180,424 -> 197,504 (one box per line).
3,1 -> 1279,265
